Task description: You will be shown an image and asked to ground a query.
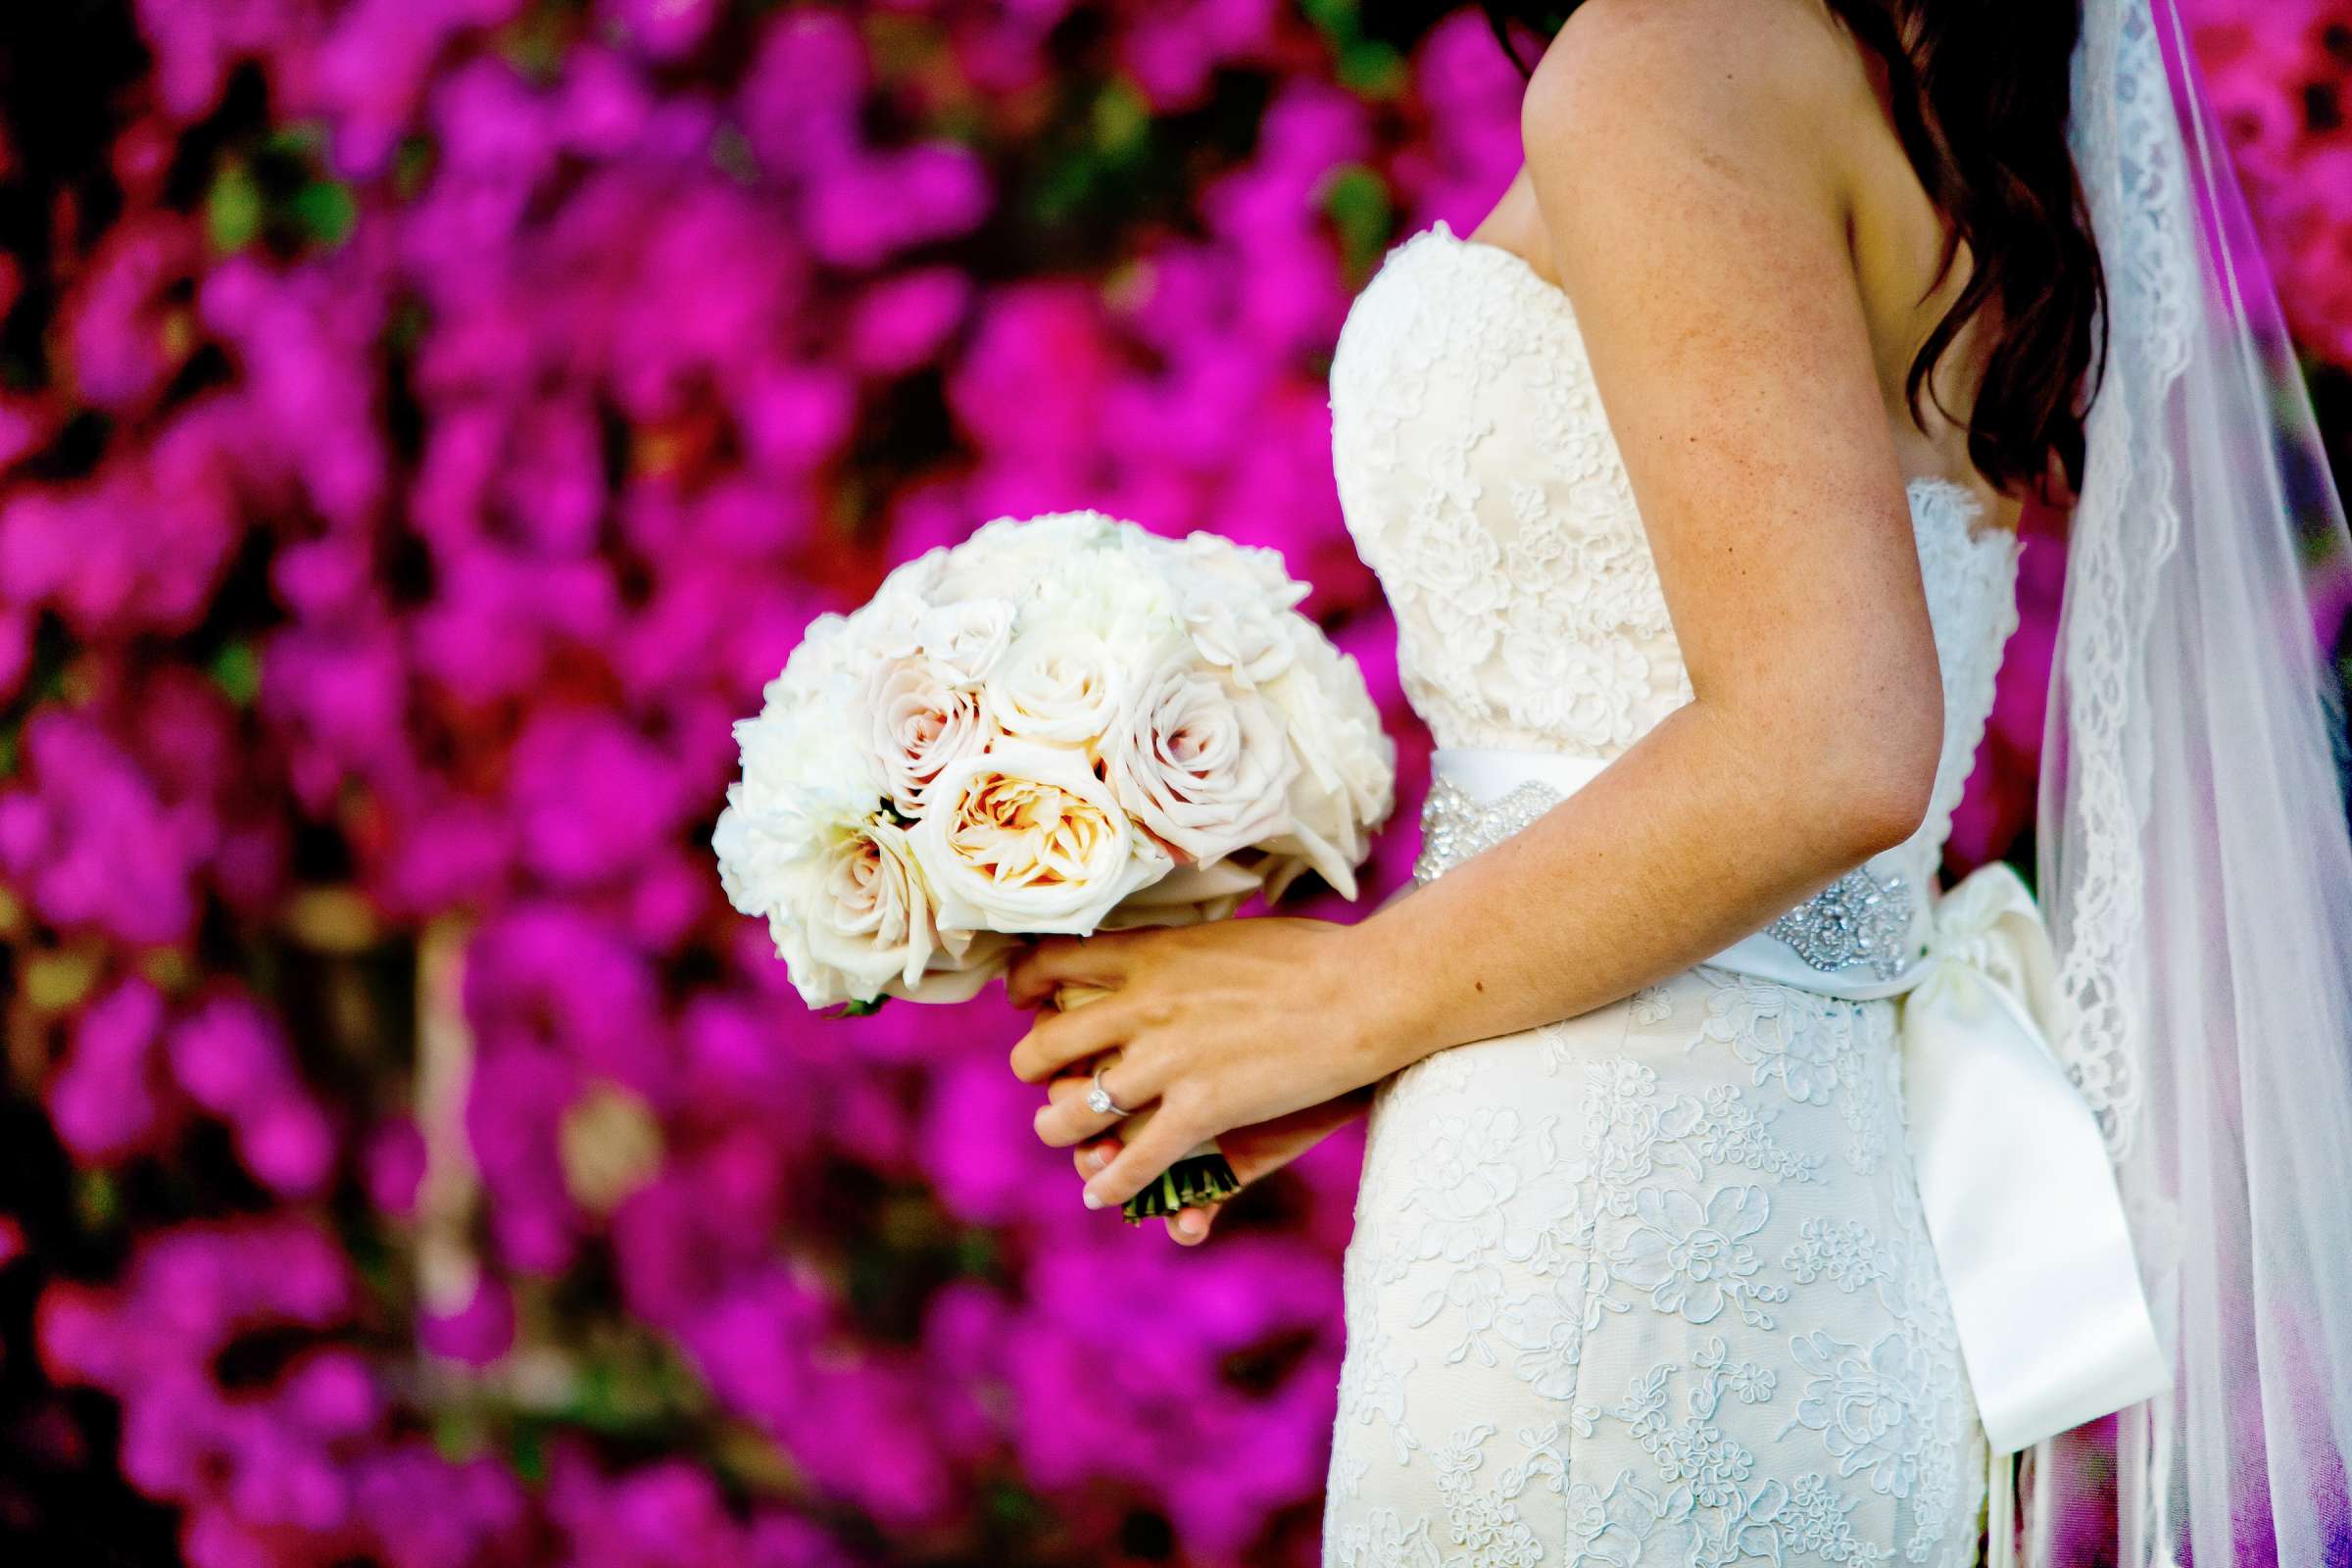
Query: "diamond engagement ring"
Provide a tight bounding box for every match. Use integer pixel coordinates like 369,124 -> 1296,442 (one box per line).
1086,1062 -> 1132,1119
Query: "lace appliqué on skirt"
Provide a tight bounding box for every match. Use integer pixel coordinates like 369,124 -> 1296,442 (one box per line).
1323,970 -> 1986,1568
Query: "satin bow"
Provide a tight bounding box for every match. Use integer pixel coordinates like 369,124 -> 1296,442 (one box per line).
1898,862 -> 2172,1563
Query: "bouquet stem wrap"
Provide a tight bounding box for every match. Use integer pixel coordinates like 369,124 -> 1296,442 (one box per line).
1054,982 -> 1241,1224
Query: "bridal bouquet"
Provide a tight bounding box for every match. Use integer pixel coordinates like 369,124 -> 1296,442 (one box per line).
712,511 -> 1395,1220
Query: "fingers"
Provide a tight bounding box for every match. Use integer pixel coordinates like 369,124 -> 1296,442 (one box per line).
1038,1070 -> 1134,1151
1004,933 -> 1135,1010
1081,1100 -> 1208,1212
1072,1142 -> 1213,1250
1067,1133 -> 1213,1241
1068,1123 -> 1216,1246
1032,1052 -> 1162,1148
1007,997 -> 1129,1085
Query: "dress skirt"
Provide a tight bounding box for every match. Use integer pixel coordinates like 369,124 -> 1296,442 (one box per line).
1321,962 -> 1988,1568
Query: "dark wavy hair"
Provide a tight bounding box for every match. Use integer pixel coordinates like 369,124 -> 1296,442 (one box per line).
1388,1 -> 2106,498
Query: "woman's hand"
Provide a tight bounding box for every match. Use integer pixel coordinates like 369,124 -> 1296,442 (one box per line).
1005,917 -> 1396,1213
1043,1071 -> 1372,1243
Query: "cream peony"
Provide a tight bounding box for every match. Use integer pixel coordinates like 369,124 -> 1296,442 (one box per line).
908,742 -> 1169,936
1104,655 -> 1297,867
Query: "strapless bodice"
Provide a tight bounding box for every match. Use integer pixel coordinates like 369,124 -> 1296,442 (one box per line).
1329,219 -> 2022,900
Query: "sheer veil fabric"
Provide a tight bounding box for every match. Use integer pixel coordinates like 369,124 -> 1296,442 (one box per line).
2037,0 -> 2352,1560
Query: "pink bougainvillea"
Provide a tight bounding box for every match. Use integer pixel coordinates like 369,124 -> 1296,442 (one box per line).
0,3 -> 2344,1565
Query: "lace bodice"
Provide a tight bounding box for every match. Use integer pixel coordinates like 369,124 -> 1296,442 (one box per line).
1330,220 -> 2022,899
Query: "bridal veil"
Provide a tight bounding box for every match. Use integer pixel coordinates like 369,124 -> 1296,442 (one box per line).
2037,0 -> 2352,1559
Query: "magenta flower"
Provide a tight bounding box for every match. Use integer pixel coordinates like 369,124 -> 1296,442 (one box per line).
5,2 -> 2335,1562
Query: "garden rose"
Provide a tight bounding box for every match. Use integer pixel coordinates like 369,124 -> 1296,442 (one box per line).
907,741 -> 1168,936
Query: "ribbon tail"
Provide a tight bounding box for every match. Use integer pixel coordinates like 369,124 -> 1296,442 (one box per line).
1901,865 -> 2171,1455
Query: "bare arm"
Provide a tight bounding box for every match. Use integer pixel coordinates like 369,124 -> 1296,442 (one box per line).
1341,0 -> 1943,1075
1008,0 -> 1947,1211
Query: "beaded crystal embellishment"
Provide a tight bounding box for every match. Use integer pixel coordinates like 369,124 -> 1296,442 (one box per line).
1414,776 -> 1916,979
1412,777 -> 1566,885
1764,867 -> 1914,982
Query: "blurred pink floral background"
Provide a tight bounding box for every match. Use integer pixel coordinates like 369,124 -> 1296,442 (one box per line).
0,2 -> 2346,1564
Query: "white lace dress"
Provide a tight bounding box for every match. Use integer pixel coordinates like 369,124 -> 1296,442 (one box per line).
1319,220 -> 2022,1567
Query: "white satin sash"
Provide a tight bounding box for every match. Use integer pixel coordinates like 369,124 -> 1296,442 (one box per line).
1427,749 -> 2171,1478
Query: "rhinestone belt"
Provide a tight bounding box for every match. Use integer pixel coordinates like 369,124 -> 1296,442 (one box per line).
1415,774 -> 1917,983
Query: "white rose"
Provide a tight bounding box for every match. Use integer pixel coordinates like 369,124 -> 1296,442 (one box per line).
1172,530 -> 1309,608
806,817 -> 936,994
763,817 -> 943,1006
1160,533 -> 1309,687
1252,632 -> 1396,900
1103,655 -> 1297,867
914,597 -> 1014,687
868,661 -> 992,817
1179,581 -> 1296,688
716,718 -> 1013,1004
847,548 -> 952,665
908,741 -> 1169,935
712,791 -> 794,926
984,631 -> 1127,748
718,806 -> 981,1007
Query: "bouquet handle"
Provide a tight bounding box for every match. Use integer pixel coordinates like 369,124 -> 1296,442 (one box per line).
1054,983 -> 1243,1224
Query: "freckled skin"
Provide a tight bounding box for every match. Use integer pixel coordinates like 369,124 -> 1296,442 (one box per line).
1007,0 -> 2027,1239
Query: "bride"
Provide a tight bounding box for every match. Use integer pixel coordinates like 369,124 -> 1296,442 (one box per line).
1004,0 -> 2352,1562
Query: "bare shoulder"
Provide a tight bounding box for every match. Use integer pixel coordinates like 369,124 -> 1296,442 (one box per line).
1521,0 -> 1872,196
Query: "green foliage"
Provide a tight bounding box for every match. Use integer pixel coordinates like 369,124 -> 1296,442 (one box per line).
1321,162 -> 1396,283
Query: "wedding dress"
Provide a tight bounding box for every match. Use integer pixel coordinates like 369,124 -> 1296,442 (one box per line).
1317,0 -> 2352,1556
1318,220 -> 2022,1567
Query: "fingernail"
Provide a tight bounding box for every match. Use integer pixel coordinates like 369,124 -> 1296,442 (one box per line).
1082,1189 -> 1103,1210
1086,1147 -> 1112,1171
1177,1210 -> 1205,1237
